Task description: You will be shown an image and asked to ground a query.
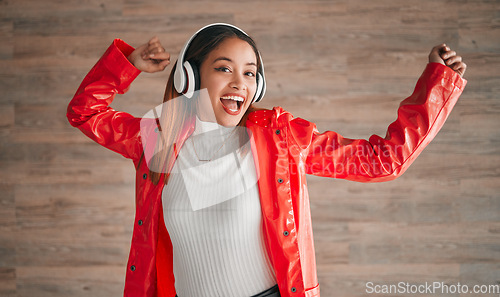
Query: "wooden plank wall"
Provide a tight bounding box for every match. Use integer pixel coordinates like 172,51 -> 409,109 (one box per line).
1,0 -> 499,296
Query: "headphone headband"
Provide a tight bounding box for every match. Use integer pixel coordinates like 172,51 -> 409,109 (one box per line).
173,23 -> 266,103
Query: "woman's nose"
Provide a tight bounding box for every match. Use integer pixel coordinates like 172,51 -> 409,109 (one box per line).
229,74 -> 246,90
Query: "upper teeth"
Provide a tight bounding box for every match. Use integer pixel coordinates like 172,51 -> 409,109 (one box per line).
221,95 -> 244,102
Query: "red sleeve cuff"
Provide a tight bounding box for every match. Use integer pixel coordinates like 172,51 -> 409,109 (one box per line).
99,39 -> 141,93
425,62 -> 467,91
114,38 -> 136,58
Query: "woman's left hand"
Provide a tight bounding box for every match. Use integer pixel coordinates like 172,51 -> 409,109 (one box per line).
128,36 -> 171,73
428,44 -> 467,77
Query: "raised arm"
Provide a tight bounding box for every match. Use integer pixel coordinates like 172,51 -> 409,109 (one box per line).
304,44 -> 467,182
67,38 -> 170,161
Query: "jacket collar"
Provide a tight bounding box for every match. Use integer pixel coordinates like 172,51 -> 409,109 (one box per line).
246,106 -> 291,128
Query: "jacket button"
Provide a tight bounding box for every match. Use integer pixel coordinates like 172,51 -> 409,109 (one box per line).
277,178 -> 284,184
291,287 -> 297,293
143,173 -> 147,179
275,129 -> 281,135
283,231 -> 289,236
130,265 -> 136,272
138,220 -> 143,226
154,127 -> 159,133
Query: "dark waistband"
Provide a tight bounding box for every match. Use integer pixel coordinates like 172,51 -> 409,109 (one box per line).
251,284 -> 280,297
176,284 -> 280,297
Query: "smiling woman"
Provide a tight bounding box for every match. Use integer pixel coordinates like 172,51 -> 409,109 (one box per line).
67,23 -> 466,297
197,37 -> 258,126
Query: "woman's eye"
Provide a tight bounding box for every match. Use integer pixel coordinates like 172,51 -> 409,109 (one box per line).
215,67 -> 230,73
245,71 -> 256,77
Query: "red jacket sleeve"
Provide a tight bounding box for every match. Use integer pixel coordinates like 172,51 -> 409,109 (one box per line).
304,63 -> 467,182
67,39 -> 143,161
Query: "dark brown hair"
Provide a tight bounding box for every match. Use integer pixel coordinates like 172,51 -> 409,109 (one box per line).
146,25 -> 262,185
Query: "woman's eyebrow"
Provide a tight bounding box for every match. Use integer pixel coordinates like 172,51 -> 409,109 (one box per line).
212,56 -> 257,67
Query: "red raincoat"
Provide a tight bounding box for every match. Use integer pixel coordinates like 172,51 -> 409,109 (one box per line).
67,39 -> 466,297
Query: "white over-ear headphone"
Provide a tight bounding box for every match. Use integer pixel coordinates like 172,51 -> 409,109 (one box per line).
173,23 -> 266,103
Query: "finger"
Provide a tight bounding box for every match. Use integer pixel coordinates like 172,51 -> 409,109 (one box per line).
147,40 -> 162,51
142,48 -> 166,60
447,61 -> 466,77
147,45 -> 168,59
453,63 -> 462,72
150,51 -> 170,61
148,54 -> 170,67
147,60 -> 170,73
441,50 -> 457,60
432,43 -> 447,55
140,37 -> 163,58
441,45 -> 450,53
147,37 -> 163,50
445,55 -> 462,66
148,36 -> 160,45
459,62 -> 467,76
158,59 -> 171,70
148,46 -> 167,57
454,62 -> 467,77
429,43 -> 448,64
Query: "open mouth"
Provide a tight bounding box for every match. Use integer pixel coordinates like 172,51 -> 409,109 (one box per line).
220,95 -> 245,116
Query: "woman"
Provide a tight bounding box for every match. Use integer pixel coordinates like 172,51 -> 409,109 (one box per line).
67,23 -> 466,297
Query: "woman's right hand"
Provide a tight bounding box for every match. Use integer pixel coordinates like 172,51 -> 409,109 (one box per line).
128,36 -> 171,73
428,43 -> 466,77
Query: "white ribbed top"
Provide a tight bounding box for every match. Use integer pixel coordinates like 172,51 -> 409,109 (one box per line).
161,117 -> 276,297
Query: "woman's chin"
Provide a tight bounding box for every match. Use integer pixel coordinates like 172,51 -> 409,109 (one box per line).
216,117 -> 241,127
215,107 -> 249,126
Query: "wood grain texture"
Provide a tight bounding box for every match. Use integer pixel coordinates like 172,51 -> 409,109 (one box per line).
1,0 -> 499,296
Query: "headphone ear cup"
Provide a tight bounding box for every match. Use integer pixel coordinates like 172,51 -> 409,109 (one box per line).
182,61 -> 200,98
253,73 -> 266,103
173,61 -> 185,94
192,62 -> 200,92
